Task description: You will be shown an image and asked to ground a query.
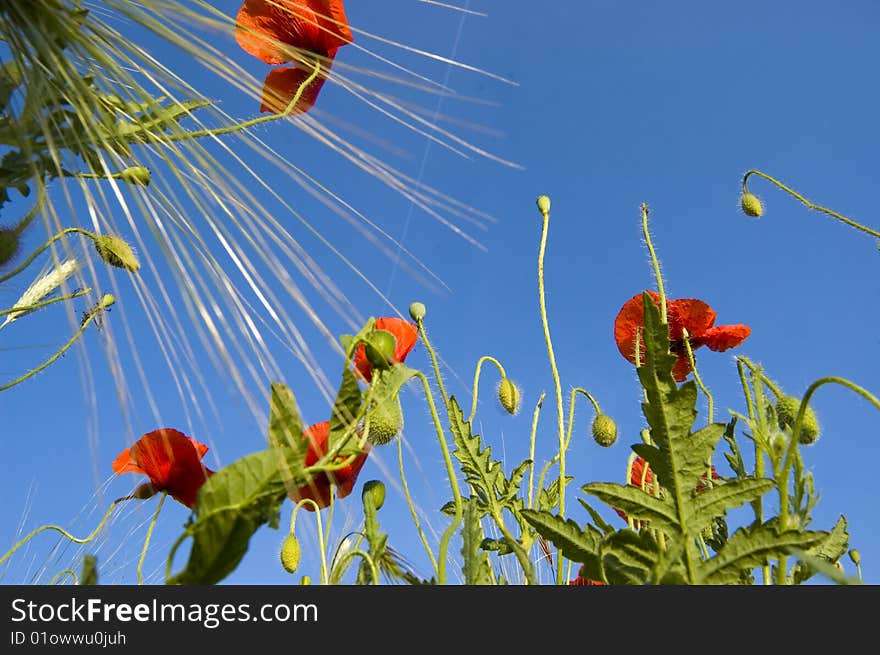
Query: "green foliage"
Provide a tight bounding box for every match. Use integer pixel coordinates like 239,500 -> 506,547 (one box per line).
462,499 -> 493,585
790,515 -> 849,585
79,554 -> 97,585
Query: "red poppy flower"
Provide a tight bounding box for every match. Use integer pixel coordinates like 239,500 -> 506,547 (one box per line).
613,456 -> 720,526
569,566 -> 606,586
353,317 -> 419,383
112,429 -> 214,509
289,421 -> 370,510
235,0 -> 352,114
614,291 -> 751,382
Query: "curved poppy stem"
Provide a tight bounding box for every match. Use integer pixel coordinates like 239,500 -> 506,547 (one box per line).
640,203 -> 668,324
527,391 -> 546,510
743,170 -> 880,240
290,499 -> 329,584
0,227 -> 92,285
416,316 -> 450,410
468,355 -> 507,423
536,199 -> 567,585
415,371 -> 462,585
329,549 -> 379,585
137,491 -> 167,585
0,496 -> 128,568
565,387 -> 601,452
396,432 -> 440,579
161,59 -> 324,143
48,569 -> 78,585
680,328 -> 714,424
0,294 -> 115,392
737,356 -> 785,400
1,287 -> 91,316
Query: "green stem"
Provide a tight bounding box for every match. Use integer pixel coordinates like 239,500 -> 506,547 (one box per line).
329,550 -> 379,585
681,328 -> 714,424
397,432 -> 440,578
743,170 -> 880,240
565,387 -> 601,452
416,371 -> 462,584
527,392 -> 546,509
291,499 -> 329,585
0,227 -> 92,285
137,492 -> 167,585
490,508 -> 537,585
468,355 -> 507,423
49,569 -> 78,585
13,183 -> 46,235
738,356 -> 784,400
641,203 -> 668,324
0,294 -> 115,391
0,498 -> 126,568
536,201 -> 567,586
417,317 -> 450,409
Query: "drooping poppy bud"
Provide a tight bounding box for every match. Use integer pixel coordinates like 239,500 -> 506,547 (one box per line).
775,395 -> 820,445
280,533 -> 301,574
362,480 -> 386,510
591,414 -> 618,448
740,192 -> 763,217
497,378 -> 521,416
94,234 -> 140,272
366,397 -> 403,446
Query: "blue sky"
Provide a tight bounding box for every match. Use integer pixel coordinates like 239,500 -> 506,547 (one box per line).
1,0 -> 878,585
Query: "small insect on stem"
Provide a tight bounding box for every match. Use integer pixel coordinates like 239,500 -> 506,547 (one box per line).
81,299 -> 112,330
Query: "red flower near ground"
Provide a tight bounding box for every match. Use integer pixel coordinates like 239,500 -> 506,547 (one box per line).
614,456 -> 720,527
614,291 -> 751,382
235,0 -> 352,114
112,429 -> 214,508
289,421 -> 370,510
569,566 -> 606,586
353,317 -> 419,383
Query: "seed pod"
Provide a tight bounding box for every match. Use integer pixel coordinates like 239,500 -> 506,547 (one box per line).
94,234 -> 140,272
366,397 -> 403,445
120,166 -> 151,186
497,378 -> 521,416
740,192 -> 763,218
362,480 -> 386,510
591,414 -> 618,447
408,302 -> 426,322
364,329 -> 396,371
849,550 -> 861,566
536,195 -> 551,214
280,533 -> 301,574
776,395 -> 820,445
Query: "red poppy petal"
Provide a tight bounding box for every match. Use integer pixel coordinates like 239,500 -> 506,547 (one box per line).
126,429 -> 213,508
374,317 -> 419,364
667,298 -> 716,342
302,421 -> 330,466
330,450 -> 370,499
614,292 -> 660,365
259,58 -> 333,114
697,324 -> 751,352
310,0 -> 353,52
112,448 -> 146,476
671,353 -> 693,382
235,0 -> 322,65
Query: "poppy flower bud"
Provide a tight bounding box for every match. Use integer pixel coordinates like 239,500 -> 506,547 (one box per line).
362,480 -> 386,510
536,195 -> 551,215
364,329 -> 396,371
132,482 -> 157,500
409,302 -> 426,322
120,166 -> 151,186
366,397 -> 403,445
849,550 -> 861,566
769,432 -> 788,458
0,228 -> 21,266
497,378 -> 521,416
740,192 -> 763,218
591,414 -> 618,447
776,396 -> 820,445
94,234 -> 140,272
280,533 -> 301,574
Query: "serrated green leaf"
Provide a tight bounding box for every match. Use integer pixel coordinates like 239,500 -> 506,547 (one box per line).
449,396 -> 504,505
328,367 -> 363,453
791,515 -> 849,585
788,548 -> 862,586
520,509 -> 602,566
582,482 -> 679,534
699,522 -> 827,584
690,478 -> 775,533
578,498 -> 615,536
601,529 -> 661,585
462,499 -> 492,584
536,476 -> 573,512
267,382 -> 306,491
167,449 -> 288,585
480,538 -> 514,556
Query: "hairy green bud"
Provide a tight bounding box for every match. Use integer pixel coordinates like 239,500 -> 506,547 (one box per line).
364,329 -> 396,371
94,234 -> 140,272
120,166 -> 151,186
362,480 -> 386,510
740,192 -> 763,218
591,414 -> 618,447
0,228 -> 21,266
408,301 -> 426,322
776,395 -> 820,445
280,533 -> 301,574
366,397 -> 403,446
497,378 -> 521,416
849,549 -> 861,566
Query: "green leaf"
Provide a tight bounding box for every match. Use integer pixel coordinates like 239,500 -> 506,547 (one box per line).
578,498 -> 615,536
722,417 -> 747,478
462,499 -> 493,584
790,515 -> 849,585
520,509 -> 602,566
690,478 -> 775,530
80,555 -> 98,585
167,449 -> 288,585
327,367 -> 363,453
449,396 -> 504,509
600,529 -> 661,585
267,382 -> 307,490
788,548 -> 862,586
699,522 -> 827,584
581,482 -> 678,533
480,538 -> 514,556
